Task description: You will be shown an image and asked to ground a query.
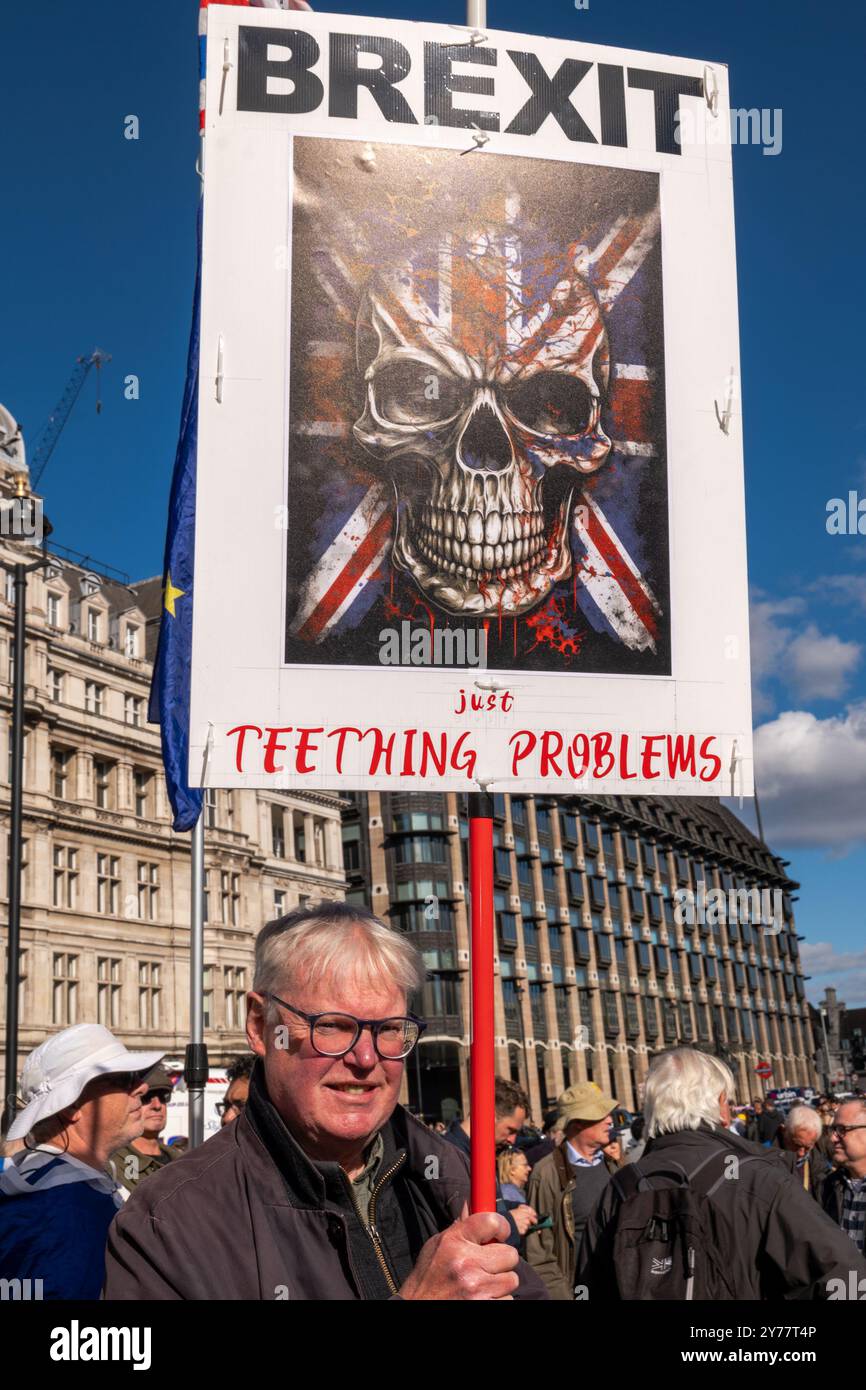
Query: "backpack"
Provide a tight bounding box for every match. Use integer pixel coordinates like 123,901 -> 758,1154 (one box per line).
606,1149 -> 757,1300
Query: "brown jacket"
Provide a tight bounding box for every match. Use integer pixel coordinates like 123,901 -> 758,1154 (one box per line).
525,1141 -> 617,1301
109,1140 -> 178,1195
103,1067 -> 547,1301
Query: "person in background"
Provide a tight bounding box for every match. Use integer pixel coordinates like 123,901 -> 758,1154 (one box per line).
217,1053 -> 255,1127
755,1099 -> 783,1147
0,1024 -> 161,1299
727,1104 -> 748,1137
822,1097 -> 866,1255
623,1115 -> 646,1165
496,1144 -> 534,1256
523,1109 -> 564,1167
110,1064 -> 179,1195
444,1076 -> 539,1248
602,1135 -> 624,1168
497,1145 -> 532,1203
816,1100 -> 838,1163
775,1104 -> 829,1200
745,1098 -> 764,1143
525,1081 -> 618,1301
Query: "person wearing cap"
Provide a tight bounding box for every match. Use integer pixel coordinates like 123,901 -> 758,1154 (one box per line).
524,1080 -> 619,1300
110,1064 -> 179,1195
0,1023 -> 161,1300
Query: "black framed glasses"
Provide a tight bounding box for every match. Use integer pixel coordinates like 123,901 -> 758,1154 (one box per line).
831,1123 -> 866,1137
216,1099 -> 246,1117
266,994 -> 426,1060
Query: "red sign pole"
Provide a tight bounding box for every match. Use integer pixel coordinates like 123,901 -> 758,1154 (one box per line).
468,790 -> 496,1213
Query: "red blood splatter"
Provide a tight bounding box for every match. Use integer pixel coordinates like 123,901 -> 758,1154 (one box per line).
524,596 -> 584,661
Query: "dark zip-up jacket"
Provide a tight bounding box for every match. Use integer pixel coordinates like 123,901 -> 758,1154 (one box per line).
577,1125 -> 866,1300
103,1067 -> 547,1300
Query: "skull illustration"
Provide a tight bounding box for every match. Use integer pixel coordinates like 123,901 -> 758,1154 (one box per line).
353,219 -> 612,617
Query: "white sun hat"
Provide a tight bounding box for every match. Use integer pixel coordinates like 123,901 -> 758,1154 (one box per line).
6,1024 -> 164,1141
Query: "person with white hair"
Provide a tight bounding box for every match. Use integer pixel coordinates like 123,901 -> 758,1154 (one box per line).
775,1103 -> 829,1200
576,1047 -> 866,1300
0,1024 -> 161,1298
104,902 -> 547,1301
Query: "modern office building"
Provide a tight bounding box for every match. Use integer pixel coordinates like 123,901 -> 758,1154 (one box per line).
343,790 -> 817,1121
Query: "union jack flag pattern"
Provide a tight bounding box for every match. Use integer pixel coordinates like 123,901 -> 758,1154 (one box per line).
283,139 -> 670,675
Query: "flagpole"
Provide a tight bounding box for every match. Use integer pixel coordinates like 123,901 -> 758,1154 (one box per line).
187,814 -> 207,1146
468,791 -> 496,1213
463,0 -> 494,1215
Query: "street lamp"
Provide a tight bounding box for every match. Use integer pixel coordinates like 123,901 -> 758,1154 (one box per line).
1,474 -> 52,1133
819,1006 -> 831,1092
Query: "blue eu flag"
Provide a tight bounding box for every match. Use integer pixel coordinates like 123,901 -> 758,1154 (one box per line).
148,202 -> 203,832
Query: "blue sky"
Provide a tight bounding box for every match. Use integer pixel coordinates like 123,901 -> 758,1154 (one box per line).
3,1 -> 865,1002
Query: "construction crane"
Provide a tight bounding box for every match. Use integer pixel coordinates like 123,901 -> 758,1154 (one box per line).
29,349 -> 111,489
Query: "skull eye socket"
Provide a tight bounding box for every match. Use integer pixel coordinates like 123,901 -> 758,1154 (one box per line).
506,372 -> 594,436
371,360 -> 462,426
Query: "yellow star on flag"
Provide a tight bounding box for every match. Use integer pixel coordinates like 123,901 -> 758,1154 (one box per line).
164,574 -> 185,618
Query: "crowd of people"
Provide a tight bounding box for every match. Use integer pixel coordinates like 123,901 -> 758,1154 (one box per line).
1,901 -> 865,1301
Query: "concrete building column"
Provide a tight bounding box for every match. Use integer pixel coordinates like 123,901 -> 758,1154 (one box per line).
303,813 -> 315,866
117,762 -> 134,813
588,990 -> 611,1093
493,966 -> 510,1080
610,1033 -> 634,1111
76,751 -> 93,802
632,1046 -> 650,1105
325,818 -> 341,870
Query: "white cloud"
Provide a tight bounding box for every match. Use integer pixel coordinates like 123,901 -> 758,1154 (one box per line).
755,702 -> 866,851
784,624 -> 862,700
800,940 -> 866,1009
812,573 -> 866,612
749,596 -> 804,716
748,596 -> 861,711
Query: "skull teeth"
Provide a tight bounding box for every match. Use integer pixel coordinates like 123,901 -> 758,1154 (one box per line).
415,522 -> 547,579
422,506 -> 542,543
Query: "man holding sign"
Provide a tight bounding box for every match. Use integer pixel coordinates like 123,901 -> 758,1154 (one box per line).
104,905 -> 546,1300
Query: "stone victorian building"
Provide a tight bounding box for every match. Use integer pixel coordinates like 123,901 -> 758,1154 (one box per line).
0,456 -> 345,1083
